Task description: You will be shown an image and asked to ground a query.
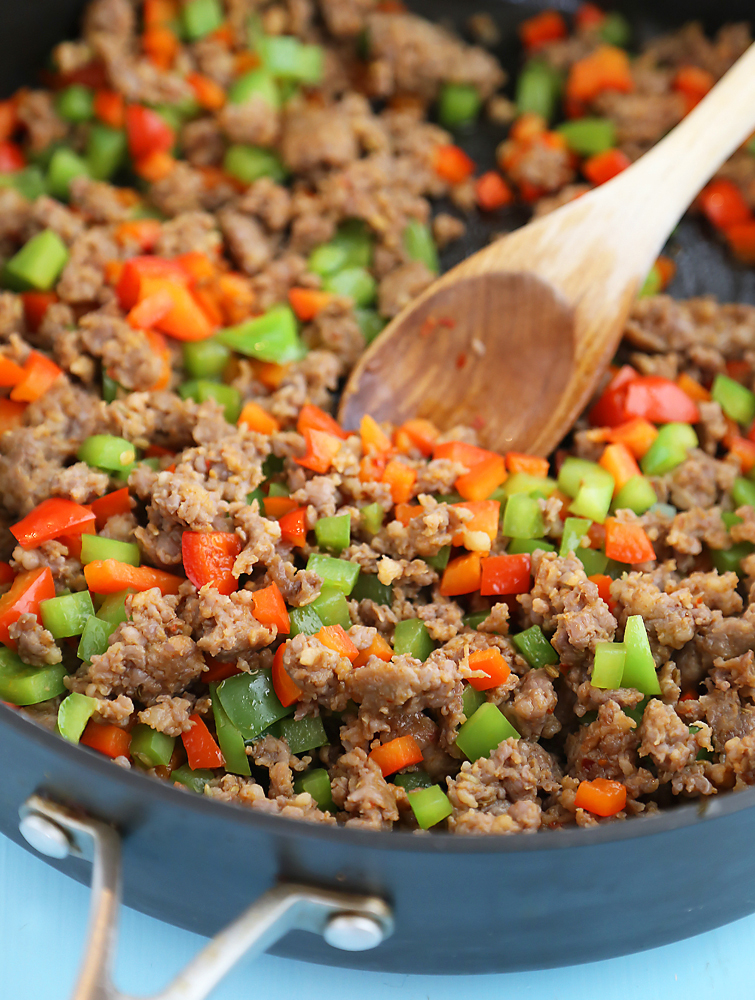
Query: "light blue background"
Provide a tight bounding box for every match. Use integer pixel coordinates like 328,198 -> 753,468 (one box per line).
2,831 -> 753,1000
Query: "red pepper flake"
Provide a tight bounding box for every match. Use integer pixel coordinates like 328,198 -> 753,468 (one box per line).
420,317 -> 439,337
438,317 -> 456,328
455,352 -> 467,369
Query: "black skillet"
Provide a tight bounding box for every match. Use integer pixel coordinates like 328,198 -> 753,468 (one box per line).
2,0 -> 755,978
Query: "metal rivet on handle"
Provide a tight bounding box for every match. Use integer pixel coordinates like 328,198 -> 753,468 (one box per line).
19,813 -> 72,860
323,913 -> 386,952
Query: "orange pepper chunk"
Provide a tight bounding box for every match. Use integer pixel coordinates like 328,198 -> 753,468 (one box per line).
467,648 -> 511,691
368,735 -> 424,777
574,777 -> 627,817
272,644 -> 302,707
440,552 -> 483,596
238,401 -> 280,435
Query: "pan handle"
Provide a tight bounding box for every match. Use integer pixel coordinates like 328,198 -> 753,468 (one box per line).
18,795 -> 393,1000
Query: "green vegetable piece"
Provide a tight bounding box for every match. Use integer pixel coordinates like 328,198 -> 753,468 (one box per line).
591,642 -> 626,689
558,118 -> 616,156
733,476 -> 755,509
600,11 -> 631,47
96,589 -> 134,628
86,124 -> 127,180
712,373 -> 755,426
641,423 -> 698,477
5,229 -> 69,291
408,785 -> 453,829
354,307 -> 386,344
614,475 -> 658,515
210,683 -> 250,776
512,624 -> 558,669
425,545 -> 451,571
639,263 -> 662,299
56,84 -> 94,123
259,36 -> 324,84
309,585 -> 351,628
0,647 -> 67,705
102,372 -> 119,403
314,513 -> 351,553
403,218 -> 439,274
570,476 -> 614,524
323,266 -> 377,307
508,538 -> 556,555
216,668 -> 293,740
0,166 -> 47,200
183,338 -> 231,378
273,715 -> 328,755
288,604 -> 324,637
171,764 -> 214,793
294,768 -> 335,811
228,69 -> 280,108
503,472 -> 557,497
392,770 -> 434,791
462,684 -> 486,719
57,692 -> 97,744
247,487 -> 264,507
262,453 -> 284,478
575,547 -> 609,576
503,493 -> 544,540
437,82 -> 482,129
393,618 -> 435,661
722,511 -> 744,531
40,590 -> 95,639
77,615 -> 115,663
560,516 -> 591,557
179,380 -> 241,423
306,553 -> 360,594
47,146 -> 90,200
80,534 -> 140,567
323,220 -> 374,270
711,542 -> 754,577
621,615 -> 662,695
351,571 -> 392,606
516,60 -> 561,122
360,502 -> 384,534
267,482 -> 289,498
78,434 -> 136,472
181,0 -> 224,40
223,144 -> 287,184
130,724 -> 176,768
558,457 -> 611,499
217,305 -> 303,363
456,702 -> 520,761
308,244 -> 349,278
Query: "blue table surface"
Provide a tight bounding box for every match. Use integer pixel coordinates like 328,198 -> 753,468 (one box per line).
3,831 -> 753,1000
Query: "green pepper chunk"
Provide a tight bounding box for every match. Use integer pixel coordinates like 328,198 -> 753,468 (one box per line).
591,642 -> 626,689
57,692 -> 97,744
86,124 -> 127,181
294,768 -> 335,811
425,545 -> 451,571
0,647 -> 68,705
178,380 -> 241,423
503,472 -> 557,497
171,764 -> 214,793
273,715 -> 328,754
575,547 -> 609,577
183,339 -> 231,379
408,785 -> 453,829
289,604 -> 325,636
48,147 -> 90,199
600,11 -> 631,46
393,619 -> 434,661
558,118 -> 616,156
77,615 -> 115,663
80,534 -> 140,567
437,82 -> 482,129
402,219 -> 439,275
360,502 -> 384,535
181,0 -> 224,40
78,434 -> 136,473
722,511 -> 744,531
314,513 -> 351,553
639,263 -> 662,299
712,373 -> 755,426
508,538 -> 556,556
462,684 -> 486,719
560,516 -> 591,558
217,305 -> 303,363
306,554 -> 360,594
733,477 -> 755,509
216,668 -> 293,740
392,770 -> 434,791
512,625 -> 558,669
210,683 -> 251,776
641,423 -> 698,477
130,724 -> 176,768
41,591 -> 95,639
503,493 -> 544,539
351,572 -> 392,606
4,229 -> 69,291
456,703 -> 520,761
309,585 -> 351,628
621,615 -> 662,695
355,308 -> 386,344
56,84 -> 94,123
323,266 -> 377,307
223,144 -> 287,184
711,542 -> 754,576
267,482 -> 289,498
102,372 -> 119,403
516,60 -> 561,122
228,69 -> 280,107
613,475 -> 658,516
259,36 -> 324,84
96,589 -> 133,628
0,166 -> 47,200
569,476 -> 613,524
557,457 -> 609,498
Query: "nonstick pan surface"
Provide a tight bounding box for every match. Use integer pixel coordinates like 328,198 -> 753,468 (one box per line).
2,0 -> 755,977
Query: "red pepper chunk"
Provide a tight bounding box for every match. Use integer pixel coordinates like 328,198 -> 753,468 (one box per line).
251,582 -> 290,634
297,403 -> 348,440
278,507 -> 308,548
116,256 -> 190,310
181,714 -> 224,770
182,531 -> 241,596
698,179 -> 751,231
0,567 -> 55,648
80,721 -> 132,760
0,356 -> 26,386
0,140 -> 25,173
589,368 -> 699,427
272,644 -> 302,707
10,351 -> 63,403
604,518 -> 656,565
480,553 -> 531,596
11,498 -> 96,549
295,429 -> 343,473
125,104 -> 175,160
89,488 -> 132,531
369,735 -> 424,777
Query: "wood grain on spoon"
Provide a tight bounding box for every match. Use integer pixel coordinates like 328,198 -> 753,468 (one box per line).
339,43 -> 755,456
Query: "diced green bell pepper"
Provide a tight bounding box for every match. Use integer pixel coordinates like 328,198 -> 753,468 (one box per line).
355,308 -> 386,344
330,219 -> 374,265
516,59 -> 561,122
557,118 -> 616,156
425,545 -> 451,571
273,714 -> 328,754
41,590 -> 95,639
712,373 -> 755,426
323,266 -> 377,307
558,457 -> 610,498
217,305 -> 303,363
77,615 -> 115,663
462,684 -> 486,719
512,624 -> 558,669
351,572 -> 392,607
183,338 -> 231,379
314,513 -> 351,553
96,589 -> 133,628
508,538 -> 556,555
0,647 -> 67,705
294,768 -> 335,811
267,482 -> 289,498
78,434 -> 136,473
360,502 -> 384,534
56,84 -> 94,123
613,474 -> 658,515
570,476 -> 614,524
392,770 -> 434,790
130,724 -> 176,768
393,618 -> 434,661
732,476 -> 755,509
210,683 -> 250,776
223,145 -> 287,184
560,516 -> 591,558
503,493 -> 544,539
262,453 -> 285,478
591,642 -> 626,689
0,166 -> 47,201
309,585 -> 351,628
621,615 -> 661,695
80,534 -> 140,567
306,554 -> 360,594
228,69 -> 280,108
48,147 -> 90,200
216,668 -> 293,741
171,764 -> 214,792
641,423 -> 698,477
408,785 -> 453,829
57,692 -> 97,744
259,36 -> 324,84
181,0 -> 224,40
437,82 -> 482,129
86,124 -> 127,180
456,702 -> 520,761
102,372 -> 119,403
4,229 -> 69,291
711,542 -> 754,576
503,472 -> 557,497
600,11 -> 631,46
178,380 -> 241,423
402,219 -> 439,274
289,604 -> 325,636
575,547 -> 609,576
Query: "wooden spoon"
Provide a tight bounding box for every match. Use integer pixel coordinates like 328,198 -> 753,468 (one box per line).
339,44 -> 755,455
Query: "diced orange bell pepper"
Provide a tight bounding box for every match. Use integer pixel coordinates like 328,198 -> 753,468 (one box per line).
252,582 -> 290,634
93,89 -> 125,129
143,0 -> 178,27
673,65 -> 715,113
382,459 -> 416,504
186,71 -> 226,111
272,643 -> 302,707
604,518 -> 656,564
288,287 -> 333,322
84,560 -> 185,595
393,418 -> 438,457
725,220 -> 755,265
433,440 -> 496,469
479,553 -> 531,596
181,714 -> 224,770
582,148 -> 631,186
353,634 -> 393,669
698,179 -> 752,231
140,278 -> 216,342
116,256 -> 191,310
115,219 -> 162,252
368,735 -> 424,777
215,272 -> 256,325
567,45 -> 634,106
475,171 -> 514,211
432,144 -> 475,184
575,3 -> 606,31
393,502 -> 421,526
451,500 -> 500,547
0,567 -> 55,648
600,418 -> 658,459
574,777 -> 627,816
455,454 -> 507,502
467,647 -> 512,691
142,25 -> 179,70
297,404 -> 348,440
360,414 -> 393,455
588,573 -> 616,613
133,149 -> 176,182
599,442 -> 641,493
296,429 -> 343,474
10,351 -> 62,402
0,398 -> 26,434
127,287 -> 174,329
505,452 -> 549,478
262,496 -> 298,519
81,721 -> 132,760
317,624 -> 359,662
439,552 -> 483,596
0,356 -> 26,387
278,507 -> 308,548
237,401 -> 279,435
727,435 -> 755,474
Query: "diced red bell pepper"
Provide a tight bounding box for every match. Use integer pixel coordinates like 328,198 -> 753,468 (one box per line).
278,507 -> 308,548
582,148 -> 631,186
479,553 -> 531,596
295,429 -> 343,474
115,256 -> 189,310
89,488 -> 132,530
11,498 -> 96,549
0,140 -> 25,173
368,735 -> 424,777
604,518 -> 656,564
439,552 -> 483,596
271,643 -> 302,707
0,356 -> 26,387
589,369 -> 699,427
297,403 -> 348,440
80,721 -> 132,760
203,657 -> 243,684
519,10 -> 567,50
93,89 -> 125,129
21,292 -> 57,333
181,531 -> 241,596
432,145 -> 475,185
84,560 -> 184,595
125,104 -> 175,160
698,179 -> 752,231
433,440 -> 498,469
251,582 -> 290,634
0,562 -> 14,587
0,398 -> 26,434
181,713 -> 224,770
475,171 -> 514,211
10,351 -> 63,403
0,567 -> 55,648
